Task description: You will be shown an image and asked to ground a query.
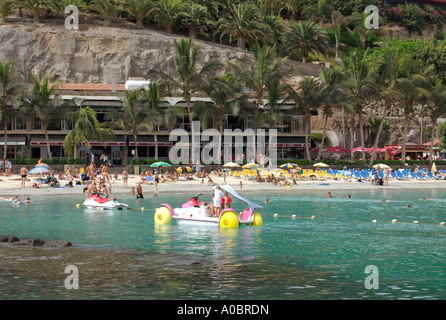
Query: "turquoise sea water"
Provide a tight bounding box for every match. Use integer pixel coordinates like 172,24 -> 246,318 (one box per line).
0,187 -> 445,300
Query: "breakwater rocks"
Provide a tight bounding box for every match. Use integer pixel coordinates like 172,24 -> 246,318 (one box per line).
1,236 -> 72,248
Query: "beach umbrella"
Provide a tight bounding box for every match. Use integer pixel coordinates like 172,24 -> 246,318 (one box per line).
322,146 -> 338,153
386,147 -> 402,156
268,160 -> 274,171
373,164 -> 390,169
29,167 -> 50,174
35,162 -> 50,168
185,166 -> 192,172
313,162 -> 329,167
350,146 -> 365,152
223,162 -> 240,168
280,163 -> 298,169
176,167 -> 182,173
374,147 -> 388,153
150,161 -> 170,167
242,162 -> 258,169
333,146 -> 349,153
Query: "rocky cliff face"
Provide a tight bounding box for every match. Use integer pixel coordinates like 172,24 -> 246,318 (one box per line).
0,22 -> 320,85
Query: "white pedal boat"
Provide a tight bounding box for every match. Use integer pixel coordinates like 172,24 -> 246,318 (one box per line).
154,185 -> 263,228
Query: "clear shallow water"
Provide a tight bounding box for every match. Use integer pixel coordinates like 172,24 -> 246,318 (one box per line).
0,188 -> 445,300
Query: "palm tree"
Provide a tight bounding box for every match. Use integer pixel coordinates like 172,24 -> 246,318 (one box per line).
424,79 -> 446,164
147,37 -> 224,163
286,77 -> 321,162
263,14 -> 285,47
316,68 -> 346,161
214,3 -> 272,49
192,72 -> 240,162
263,79 -> 287,131
106,89 -> 151,160
0,61 -> 21,162
20,0 -> 48,23
397,74 -> 430,164
142,82 -> 167,160
279,0 -> 305,21
342,50 -> 380,163
330,11 -> 346,62
90,0 -> 118,27
230,44 -> 289,136
124,0 -> 153,29
179,1 -> 211,39
282,20 -> 329,63
64,106 -> 114,159
366,117 -> 390,145
368,46 -> 411,167
30,74 -> 66,160
0,0 -> 15,23
14,88 -> 37,158
152,0 -> 181,33
48,0 -> 88,17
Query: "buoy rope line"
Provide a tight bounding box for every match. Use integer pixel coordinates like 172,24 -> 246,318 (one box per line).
75,205 -> 445,225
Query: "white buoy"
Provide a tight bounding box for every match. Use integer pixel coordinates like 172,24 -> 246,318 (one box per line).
310,215 -> 316,219
392,219 -> 398,223
141,207 -> 145,211
372,219 -> 378,223
273,214 -> 278,218
413,221 -> 419,224
440,222 -> 445,226
75,204 -> 80,208
291,215 -> 296,219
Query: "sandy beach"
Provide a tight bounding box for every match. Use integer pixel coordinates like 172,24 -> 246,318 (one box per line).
1,172 -> 446,198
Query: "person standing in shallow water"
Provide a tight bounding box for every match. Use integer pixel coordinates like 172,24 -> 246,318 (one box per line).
154,173 -> 159,197
136,183 -> 143,199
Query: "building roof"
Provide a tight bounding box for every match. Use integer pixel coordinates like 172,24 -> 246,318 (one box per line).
423,139 -> 440,147
56,83 -> 126,91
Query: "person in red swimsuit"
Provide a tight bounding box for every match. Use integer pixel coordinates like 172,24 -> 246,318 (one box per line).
221,192 -> 232,209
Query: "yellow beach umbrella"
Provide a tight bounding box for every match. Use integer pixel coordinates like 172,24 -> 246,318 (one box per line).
185,166 -> 192,172
176,167 -> 182,173
242,162 -> 259,169
223,162 -> 240,168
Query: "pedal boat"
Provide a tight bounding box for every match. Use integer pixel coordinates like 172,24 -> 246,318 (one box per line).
154,185 -> 263,228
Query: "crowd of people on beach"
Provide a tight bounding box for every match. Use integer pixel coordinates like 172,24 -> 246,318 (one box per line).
3,150 -> 446,206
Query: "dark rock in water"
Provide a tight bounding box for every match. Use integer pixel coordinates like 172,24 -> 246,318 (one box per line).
2,236 -> 20,243
42,240 -> 72,248
27,239 -> 45,246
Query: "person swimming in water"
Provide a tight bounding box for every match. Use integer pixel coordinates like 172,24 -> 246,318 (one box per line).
0,196 -> 18,201
23,198 -> 33,204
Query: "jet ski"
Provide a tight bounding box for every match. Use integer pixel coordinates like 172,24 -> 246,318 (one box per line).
83,194 -> 129,210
